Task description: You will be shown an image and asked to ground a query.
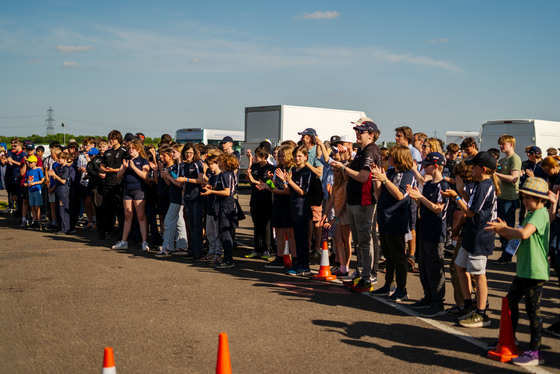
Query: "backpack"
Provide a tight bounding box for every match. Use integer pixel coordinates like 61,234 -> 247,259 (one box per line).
307,172 -> 324,206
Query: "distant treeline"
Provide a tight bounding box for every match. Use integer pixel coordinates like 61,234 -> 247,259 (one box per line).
0,133 -> 160,146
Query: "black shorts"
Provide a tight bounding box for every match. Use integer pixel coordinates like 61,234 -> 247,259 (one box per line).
123,189 -> 145,201
272,198 -> 292,228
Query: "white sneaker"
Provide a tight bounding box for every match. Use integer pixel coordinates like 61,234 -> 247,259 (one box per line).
141,242 -> 150,251
112,240 -> 128,250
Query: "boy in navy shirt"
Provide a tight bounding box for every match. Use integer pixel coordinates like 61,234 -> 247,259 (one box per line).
407,152 -> 449,317
48,152 -> 73,234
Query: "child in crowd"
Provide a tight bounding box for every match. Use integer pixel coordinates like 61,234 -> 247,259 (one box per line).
48,152 -> 73,234
486,177 -> 551,366
322,166 -> 351,276
442,151 -> 499,328
276,145 -> 313,276
407,152 -> 449,317
24,155 -> 44,228
260,145 -> 298,269
112,139 -> 151,251
155,146 -> 172,236
201,154 -> 243,269
200,154 -> 224,264
156,144 -> 188,257
246,146 -> 275,259
371,145 -> 415,302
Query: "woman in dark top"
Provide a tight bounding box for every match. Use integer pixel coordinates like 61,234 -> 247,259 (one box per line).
112,139 -> 150,251
176,143 -> 205,261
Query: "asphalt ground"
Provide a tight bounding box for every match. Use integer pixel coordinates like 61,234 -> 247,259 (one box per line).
1,189 -> 559,373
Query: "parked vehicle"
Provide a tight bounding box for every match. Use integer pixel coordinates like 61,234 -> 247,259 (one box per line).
445,131 -> 479,146
175,128 -> 244,152
478,119 -> 560,152
241,105 -> 366,170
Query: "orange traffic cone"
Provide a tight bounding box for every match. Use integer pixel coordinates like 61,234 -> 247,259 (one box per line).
102,347 -> 116,374
283,234 -> 292,268
487,297 -> 519,362
313,240 -> 336,281
216,332 -> 232,374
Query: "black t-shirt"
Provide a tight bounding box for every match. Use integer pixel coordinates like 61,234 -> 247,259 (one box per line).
123,157 -> 149,191
167,163 -> 183,205
461,178 -> 498,256
376,169 -> 415,235
102,146 -> 126,186
249,162 -> 275,206
215,170 -> 236,203
418,179 -> 450,243
290,166 -> 312,222
182,160 -> 204,202
346,142 -> 382,206
86,155 -> 104,191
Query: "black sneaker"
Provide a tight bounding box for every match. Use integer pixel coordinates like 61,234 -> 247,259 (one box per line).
215,260 -> 234,269
371,284 -> 392,297
409,298 -> 432,310
265,259 -> 285,269
492,257 -> 512,265
421,304 -> 446,318
388,287 -> 409,302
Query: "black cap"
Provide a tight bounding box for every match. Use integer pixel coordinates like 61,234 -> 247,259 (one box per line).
26,143 -> 35,150
220,136 -> 234,144
298,128 -> 317,137
419,152 -> 446,166
465,151 -> 497,170
135,132 -> 145,141
124,133 -> 134,142
528,145 -> 541,155
330,135 -> 341,144
353,120 -> 379,133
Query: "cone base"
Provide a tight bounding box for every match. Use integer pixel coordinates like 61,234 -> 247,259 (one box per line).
313,274 -> 337,281
487,348 -> 518,362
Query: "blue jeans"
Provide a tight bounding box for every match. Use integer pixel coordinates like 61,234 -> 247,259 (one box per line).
162,203 -> 188,251
497,198 -> 521,260
184,199 -> 204,258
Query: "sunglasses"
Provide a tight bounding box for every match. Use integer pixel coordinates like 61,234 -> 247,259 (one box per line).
355,129 -> 366,135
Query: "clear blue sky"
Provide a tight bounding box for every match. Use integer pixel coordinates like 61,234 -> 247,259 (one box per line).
1,0 -> 559,143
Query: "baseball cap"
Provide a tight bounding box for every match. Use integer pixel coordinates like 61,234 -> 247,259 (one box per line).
26,143 -> 35,150
419,152 -> 446,166
339,135 -> 352,143
27,155 -> 38,163
124,133 -> 135,142
298,128 -> 317,137
528,145 -> 541,155
220,136 -> 234,144
135,132 -> 145,141
464,151 -> 497,170
518,177 -> 549,200
330,135 -> 341,144
351,117 -> 373,126
88,147 -> 99,156
353,121 -> 379,133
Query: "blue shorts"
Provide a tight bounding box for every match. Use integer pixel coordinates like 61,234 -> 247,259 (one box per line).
28,189 -> 43,207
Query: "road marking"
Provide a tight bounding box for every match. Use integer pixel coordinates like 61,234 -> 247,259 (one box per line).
365,293 -> 553,374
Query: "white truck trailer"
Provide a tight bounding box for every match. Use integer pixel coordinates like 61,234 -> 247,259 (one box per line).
241,105 -> 366,169
478,119 -> 560,152
175,128 -> 244,151
445,131 -> 480,147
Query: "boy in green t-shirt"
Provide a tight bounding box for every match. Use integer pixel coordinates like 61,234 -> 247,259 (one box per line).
486,177 -> 550,367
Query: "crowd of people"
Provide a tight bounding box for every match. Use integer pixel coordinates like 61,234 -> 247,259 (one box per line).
1,119 -> 559,366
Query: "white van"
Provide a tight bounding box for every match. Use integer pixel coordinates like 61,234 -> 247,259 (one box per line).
478,119 -> 560,152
